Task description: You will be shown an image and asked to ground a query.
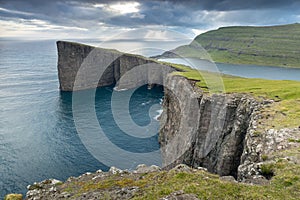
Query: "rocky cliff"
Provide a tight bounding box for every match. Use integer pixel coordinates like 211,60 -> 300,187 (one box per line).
159,75 -> 260,179
56,41 -> 174,91
159,73 -> 300,182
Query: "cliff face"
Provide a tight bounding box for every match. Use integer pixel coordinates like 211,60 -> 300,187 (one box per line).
57,41 -> 174,91
159,75 -> 260,178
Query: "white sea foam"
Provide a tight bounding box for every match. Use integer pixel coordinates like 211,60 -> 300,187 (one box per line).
159,98 -> 163,104
141,100 -> 151,106
153,109 -> 163,121
113,87 -> 128,91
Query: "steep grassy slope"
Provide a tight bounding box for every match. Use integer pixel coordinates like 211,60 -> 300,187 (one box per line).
157,23 -> 300,68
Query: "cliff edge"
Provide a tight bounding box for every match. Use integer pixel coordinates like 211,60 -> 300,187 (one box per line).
159,75 -> 259,179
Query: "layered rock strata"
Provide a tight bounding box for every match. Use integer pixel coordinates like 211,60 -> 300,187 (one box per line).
159,75 -> 259,178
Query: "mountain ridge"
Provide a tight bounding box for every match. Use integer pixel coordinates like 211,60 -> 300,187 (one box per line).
154,23 -> 300,68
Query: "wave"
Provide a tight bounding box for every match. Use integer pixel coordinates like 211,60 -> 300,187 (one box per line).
153,109 -> 163,121
141,100 -> 151,106
159,98 -> 163,104
113,86 -> 128,91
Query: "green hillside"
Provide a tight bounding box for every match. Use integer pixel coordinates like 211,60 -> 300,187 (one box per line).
157,23 -> 300,68
164,62 -> 300,129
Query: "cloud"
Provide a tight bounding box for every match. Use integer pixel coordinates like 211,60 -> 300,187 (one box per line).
0,18 -> 89,39
131,13 -> 145,19
106,2 -> 140,14
0,7 -> 33,16
158,0 -> 299,11
191,28 -> 206,35
0,0 -> 299,39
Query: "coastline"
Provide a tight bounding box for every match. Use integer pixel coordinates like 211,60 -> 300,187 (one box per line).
5,41 -> 300,199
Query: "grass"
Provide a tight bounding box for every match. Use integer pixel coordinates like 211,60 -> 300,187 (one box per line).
162,23 -> 300,68
4,194 -> 23,200
288,138 -> 300,143
58,159 -> 300,199
260,99 -> 300,129
261,155 -> 269,161
260,163 -> 275,179
167,62 -> 300,99
162,61 -> 300,129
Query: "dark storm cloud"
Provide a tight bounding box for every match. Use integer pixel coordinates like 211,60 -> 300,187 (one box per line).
0,0 -> 299,38
100,0 -> 300,28
1,0 -> 298,11
170,0 -> 297,10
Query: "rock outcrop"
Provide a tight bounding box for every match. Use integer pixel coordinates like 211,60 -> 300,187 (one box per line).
23,165 -> 162,200
159,75 -> 260,178
238,126 -> 300,181
158,74 -> 300,181
57,41 -> 175,91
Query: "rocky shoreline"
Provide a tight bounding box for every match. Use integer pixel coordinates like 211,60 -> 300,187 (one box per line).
2,164 -> 267,200
5,164 -> 207,200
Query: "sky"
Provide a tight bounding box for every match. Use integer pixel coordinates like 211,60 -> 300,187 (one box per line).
0,0 -> 300,41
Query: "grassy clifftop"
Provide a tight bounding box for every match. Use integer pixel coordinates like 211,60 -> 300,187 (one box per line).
157,23 -> 300,68
163,62 -> 300,129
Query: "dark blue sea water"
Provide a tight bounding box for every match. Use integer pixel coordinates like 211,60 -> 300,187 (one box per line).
1,41 -> 300,198
0,40 -> 163,198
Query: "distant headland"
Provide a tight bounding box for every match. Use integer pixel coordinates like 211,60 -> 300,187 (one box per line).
153,23 -> 300,68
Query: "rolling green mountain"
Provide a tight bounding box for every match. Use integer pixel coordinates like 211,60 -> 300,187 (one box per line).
155,23 -> 300,68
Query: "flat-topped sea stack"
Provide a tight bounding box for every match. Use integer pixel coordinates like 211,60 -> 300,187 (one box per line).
56,41 -> 175,91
